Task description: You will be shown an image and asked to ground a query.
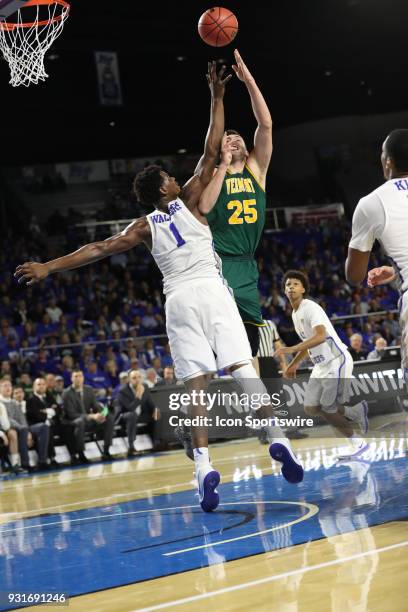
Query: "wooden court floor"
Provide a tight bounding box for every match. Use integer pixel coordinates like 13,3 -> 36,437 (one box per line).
0,432 -> 407,612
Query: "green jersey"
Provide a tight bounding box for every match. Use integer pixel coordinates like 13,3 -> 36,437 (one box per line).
206,164 -> 266,326
206,164 -> 266,256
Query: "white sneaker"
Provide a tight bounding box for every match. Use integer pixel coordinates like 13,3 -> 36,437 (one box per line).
196,464 -> 220,513
337,438 -> 370,460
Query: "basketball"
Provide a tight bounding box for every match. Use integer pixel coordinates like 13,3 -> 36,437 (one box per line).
198,7 -> 238,47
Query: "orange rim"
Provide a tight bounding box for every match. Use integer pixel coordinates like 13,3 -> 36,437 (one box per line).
0,0 -> 70,31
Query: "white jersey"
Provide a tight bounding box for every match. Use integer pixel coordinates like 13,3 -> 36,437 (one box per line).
349,177 -> 408,293
292,299 -> 348,365
146,198 -> 223,295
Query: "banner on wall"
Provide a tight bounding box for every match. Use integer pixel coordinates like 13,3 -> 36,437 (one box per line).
95,51 -> 123,106
151,357 -> 405,444
284,203 -> 344,226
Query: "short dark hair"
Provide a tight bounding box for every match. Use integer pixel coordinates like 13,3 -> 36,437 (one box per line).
385,129 -> 408,172
282,270 -> 310,295
133,165 -> 163,206
225,129 -> 241,137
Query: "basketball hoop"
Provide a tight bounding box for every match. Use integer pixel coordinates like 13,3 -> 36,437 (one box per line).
0,0 -> 70,87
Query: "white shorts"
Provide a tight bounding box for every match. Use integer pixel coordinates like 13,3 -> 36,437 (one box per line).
399,291 -> 408,380
304,351 -> 353,413
165,278 -> 252,381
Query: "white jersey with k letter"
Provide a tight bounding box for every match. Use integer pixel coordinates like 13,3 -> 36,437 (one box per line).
145,197 -> 252,380
146,197 -> 223,295
349,178 -> 408,293
292,299 -> 348,366
349,177 -> 408,378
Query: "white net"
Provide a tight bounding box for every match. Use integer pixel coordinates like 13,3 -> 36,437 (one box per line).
0,1 -> 69,87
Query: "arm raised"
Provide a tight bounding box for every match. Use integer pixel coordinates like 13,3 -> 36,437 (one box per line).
14,217 -> 150,286
198,134 -> 234,215
182,62 -> 231,209
232,49 -> 272,182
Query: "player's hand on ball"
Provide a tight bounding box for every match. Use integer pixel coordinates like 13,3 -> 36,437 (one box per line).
14,261 -> 49,286
367,266 -> 396,287
232,49 -> 254,84
206,60 -> 232,99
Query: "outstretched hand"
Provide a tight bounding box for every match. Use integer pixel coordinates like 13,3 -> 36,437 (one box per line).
232,49 -> 254,83
14,261 -> 49,286
206,60 -> 232,99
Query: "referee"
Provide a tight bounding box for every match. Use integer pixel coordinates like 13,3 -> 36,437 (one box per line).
257,319 -> 287,378
257,319 -> 308,441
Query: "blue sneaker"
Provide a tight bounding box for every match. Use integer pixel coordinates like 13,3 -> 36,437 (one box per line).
269,441 -> 304,484
197,467 -> 220,512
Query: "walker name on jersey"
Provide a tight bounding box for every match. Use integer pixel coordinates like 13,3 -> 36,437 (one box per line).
151,201 -> 182,224
226,177 -> 256,195
394,179 -> 408,191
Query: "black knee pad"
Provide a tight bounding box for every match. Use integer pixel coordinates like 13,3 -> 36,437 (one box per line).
244,323 -> 260,357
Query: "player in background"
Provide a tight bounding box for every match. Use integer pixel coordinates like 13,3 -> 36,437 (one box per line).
346,129 -> 408,383
15,64 -> 303,513
274,271 -> 369,458
206,49 -> 272,363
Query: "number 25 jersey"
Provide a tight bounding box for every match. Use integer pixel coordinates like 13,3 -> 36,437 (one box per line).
145,198 -> 223,295
206,164 -> 266,256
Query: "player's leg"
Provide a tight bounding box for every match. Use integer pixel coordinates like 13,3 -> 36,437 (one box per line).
166,287 -> 220,511
228,361 -> 304,483
207,285 -> 303,483
399,292 -> 408,386
306,355 -> 369,458
184,373 -> 220,512
244,321 -> 261,374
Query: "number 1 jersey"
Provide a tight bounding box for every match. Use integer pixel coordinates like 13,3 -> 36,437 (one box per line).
146,198 -> 224,295
206,164 -> 266,256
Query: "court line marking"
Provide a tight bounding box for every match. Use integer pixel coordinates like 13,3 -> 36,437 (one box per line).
163,501 -> 319,556
3,437 -> 402,519
0,439 -> 344,494
135,539 -> 408,611
0,500 -> 316,536
0,456 -> 294,519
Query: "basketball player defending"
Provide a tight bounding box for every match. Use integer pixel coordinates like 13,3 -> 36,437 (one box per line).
346,129 -> 408,385
14,63 -> 303,513
275,271 -> 369,458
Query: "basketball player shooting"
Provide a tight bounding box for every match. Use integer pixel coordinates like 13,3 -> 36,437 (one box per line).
206,50 -> 272,361
345,129 -> 408,384
14,62 -> 303,513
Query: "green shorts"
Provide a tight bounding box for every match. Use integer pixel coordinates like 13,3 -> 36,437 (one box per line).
220,255 -> 264,326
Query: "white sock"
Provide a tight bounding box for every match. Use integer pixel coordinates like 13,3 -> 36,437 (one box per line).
10,453 -> 19,466
344,403 -> 363,420
343,405 -> 354,420
193,447 -> 210,467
